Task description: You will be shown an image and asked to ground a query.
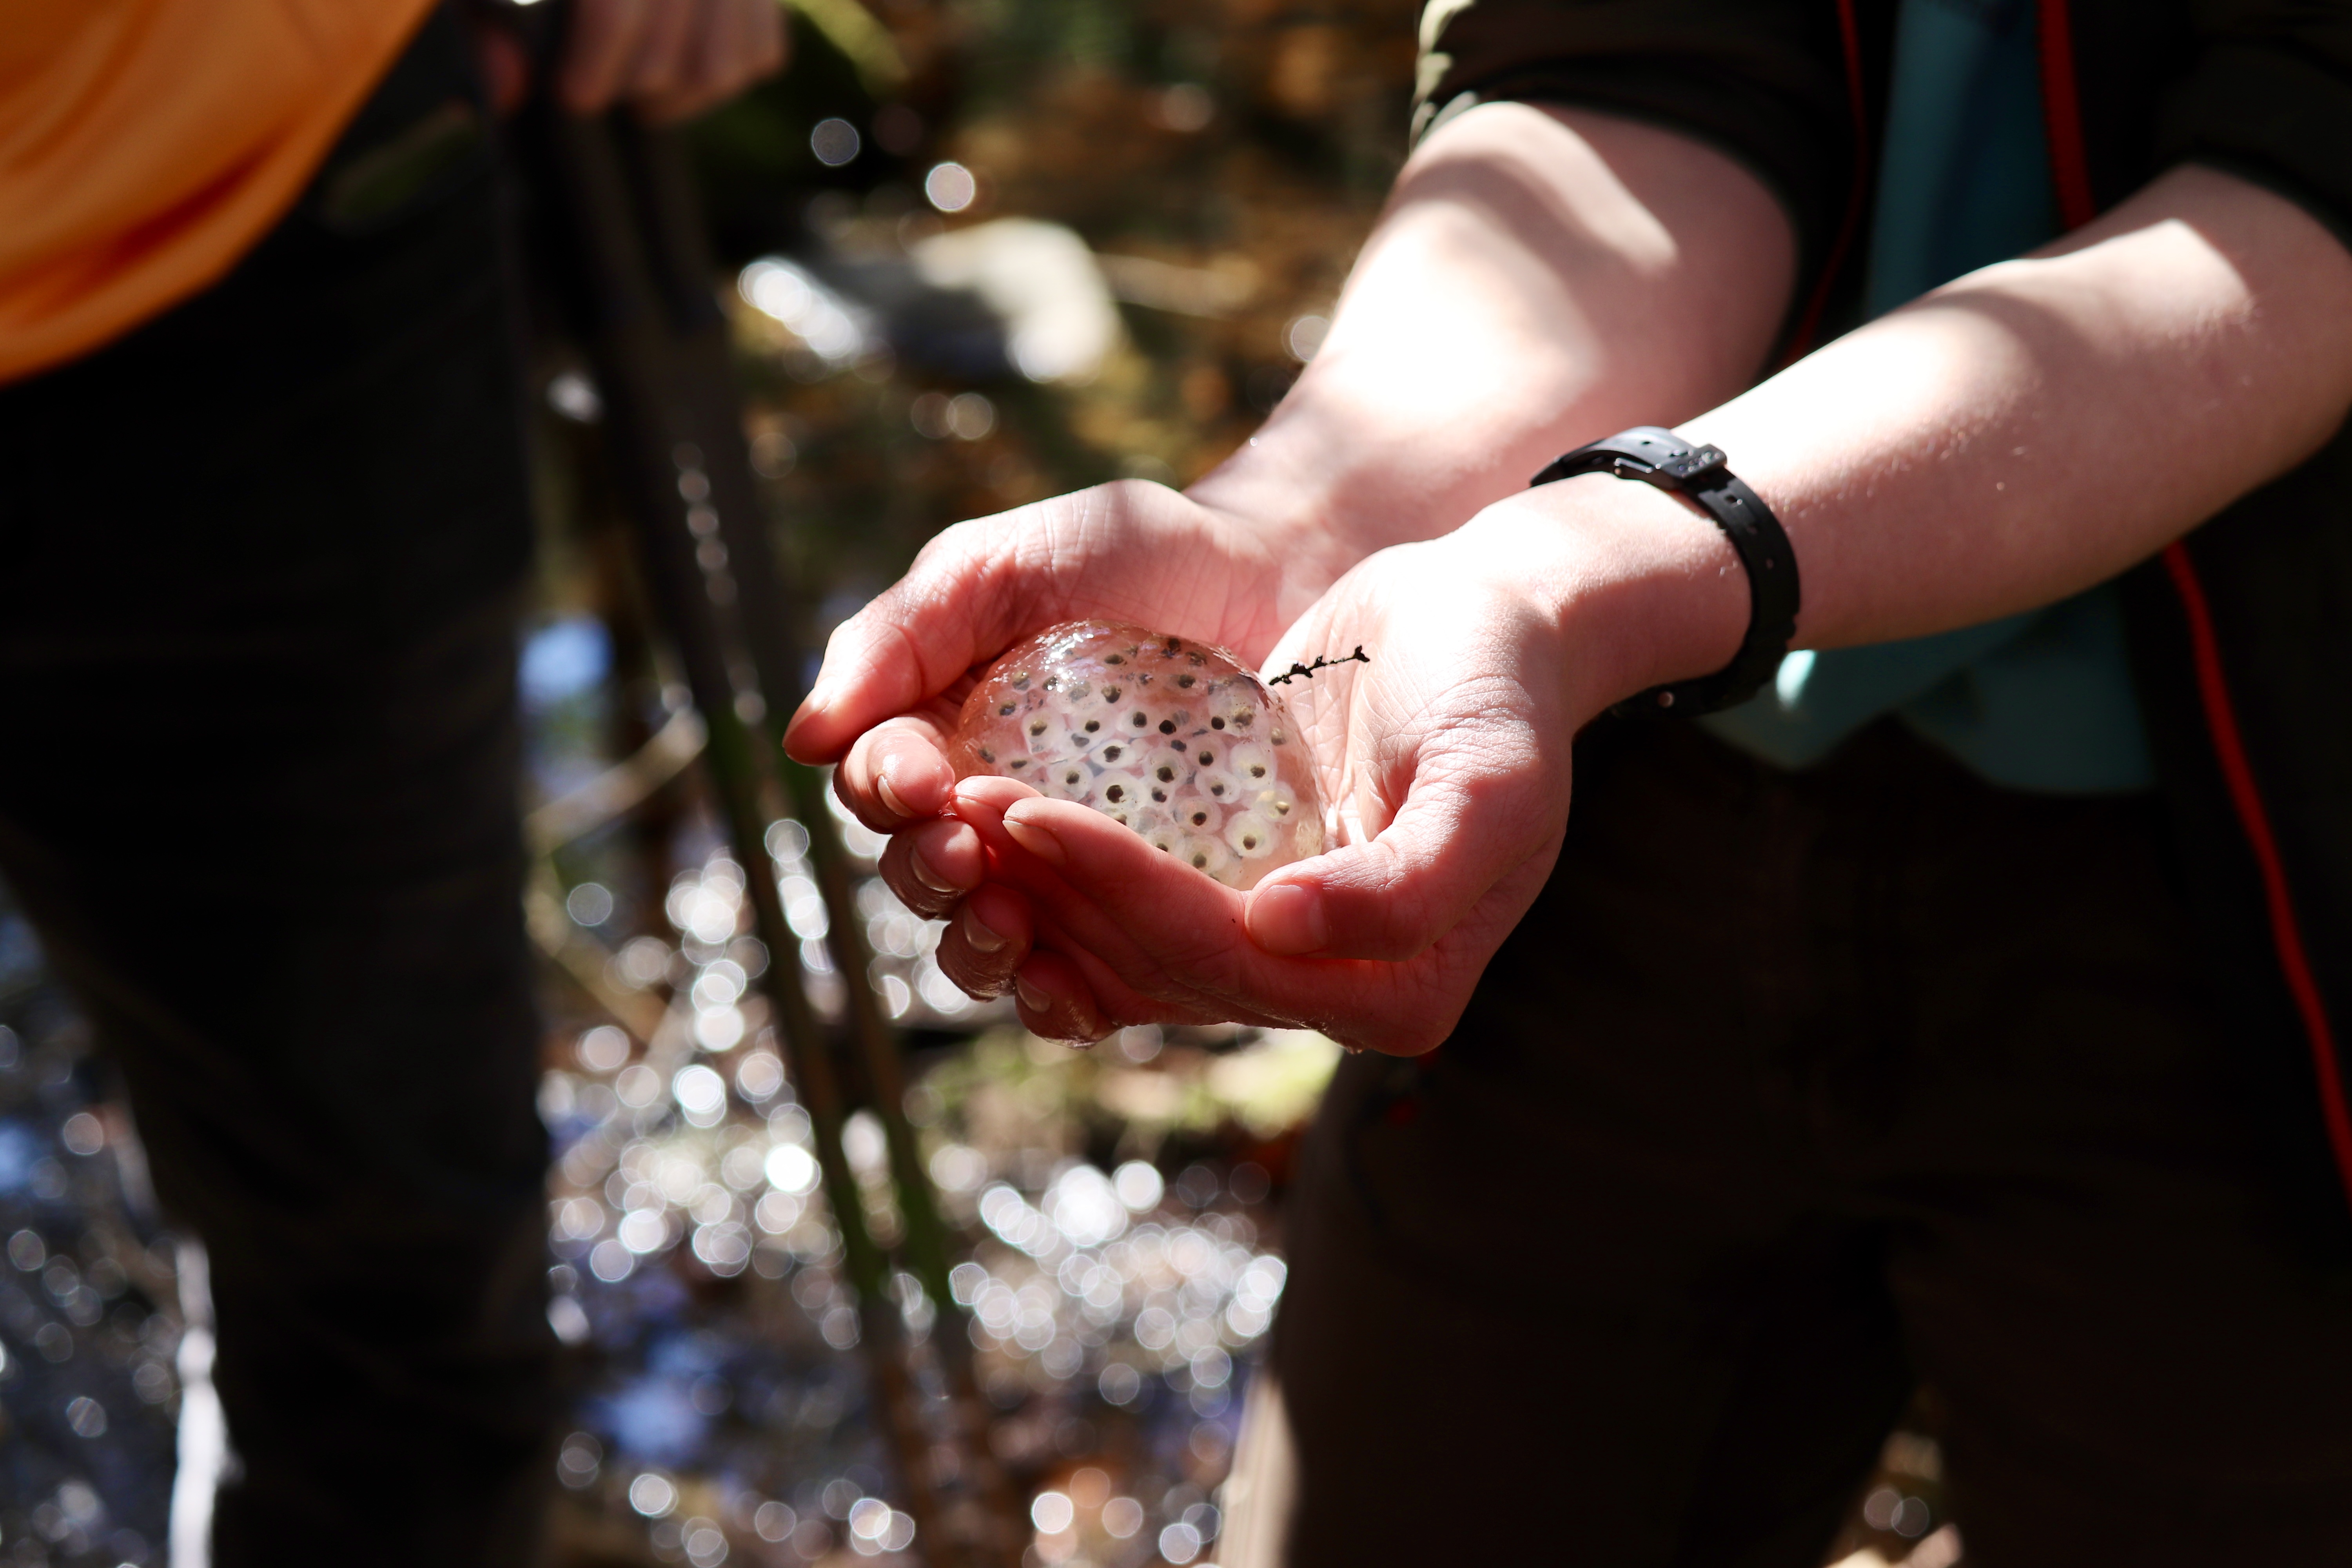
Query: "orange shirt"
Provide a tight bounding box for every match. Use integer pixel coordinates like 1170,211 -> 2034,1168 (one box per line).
0,0 -> 437,385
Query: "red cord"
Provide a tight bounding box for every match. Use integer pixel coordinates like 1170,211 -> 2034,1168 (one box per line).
2041,0 -> 2352,1209
2160,546 -> 2352,1209
2035,0 -> 2098,227
1778,0 -> 1869,360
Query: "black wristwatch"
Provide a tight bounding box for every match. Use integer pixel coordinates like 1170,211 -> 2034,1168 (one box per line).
1531,426 -> 1800,715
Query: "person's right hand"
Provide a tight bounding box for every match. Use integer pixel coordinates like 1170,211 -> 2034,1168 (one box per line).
784,479 -> 1338,984
559,0 -> 789,123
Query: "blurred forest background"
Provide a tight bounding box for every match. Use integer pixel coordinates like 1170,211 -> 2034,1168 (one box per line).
0,0 -> 1958,1564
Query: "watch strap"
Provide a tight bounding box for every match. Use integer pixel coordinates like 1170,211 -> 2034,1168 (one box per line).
1530,426 -> 1800,715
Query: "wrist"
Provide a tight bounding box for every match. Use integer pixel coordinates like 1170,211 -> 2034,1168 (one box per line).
1183,421 -> 1414,598
1467,471 -> 1751,720
1185,373 -> 1535,601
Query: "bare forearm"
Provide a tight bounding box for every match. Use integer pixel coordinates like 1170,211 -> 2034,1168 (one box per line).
780,102 -> 1791,765
1485,161 -> 2352,723
1688,165 -> 2352,656
1187,102 -> 1796,596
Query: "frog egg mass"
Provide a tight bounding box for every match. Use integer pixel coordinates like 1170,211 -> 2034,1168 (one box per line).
949,621 -> 1326,890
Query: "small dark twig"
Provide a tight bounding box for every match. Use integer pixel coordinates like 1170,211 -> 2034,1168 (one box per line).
1269,645 -> 1371,685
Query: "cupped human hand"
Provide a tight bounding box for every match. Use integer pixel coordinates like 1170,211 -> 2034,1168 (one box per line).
783,479 -> 1335,1041
786,479 -> 1330,833
922,506 -> 1612,1054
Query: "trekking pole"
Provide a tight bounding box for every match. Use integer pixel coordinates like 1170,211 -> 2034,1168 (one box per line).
502,16 -> 1019,1563
606,123 -> 1021,1553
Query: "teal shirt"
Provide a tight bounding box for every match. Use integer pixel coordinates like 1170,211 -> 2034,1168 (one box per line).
1699,0 -> 2155,794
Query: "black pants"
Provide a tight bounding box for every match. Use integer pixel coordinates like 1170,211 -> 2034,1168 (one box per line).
0,16 -> 553,1562
1273,719 -> 2352,1566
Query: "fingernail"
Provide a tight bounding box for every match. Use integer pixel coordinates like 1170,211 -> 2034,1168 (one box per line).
787,686 -> 833,740
1014,975 -> 1048,1013
876,775 -> 913,820
961,905 -> 1005,953
1250,880 -> 1329,955
909,848 -> 959,895
1002,809 -> 1067,867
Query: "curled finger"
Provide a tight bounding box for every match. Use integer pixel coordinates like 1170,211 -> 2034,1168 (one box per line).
878,817 -> 984,919
837,715 -> 961,831
692,0 -> 777,112
933,883 -> 1033,1000
560,0 -> 650,112
622,0 -> 697,102
1011,950 -> 1112,1046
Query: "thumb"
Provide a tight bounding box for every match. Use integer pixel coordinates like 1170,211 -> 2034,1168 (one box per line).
784,520 -> 1015,762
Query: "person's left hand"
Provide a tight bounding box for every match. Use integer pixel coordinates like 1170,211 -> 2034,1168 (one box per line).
559,0 -> 788,122
920,503 -> 1616,1054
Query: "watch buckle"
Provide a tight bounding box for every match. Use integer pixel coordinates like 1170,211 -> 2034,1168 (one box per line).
1654,445 -> 1728,483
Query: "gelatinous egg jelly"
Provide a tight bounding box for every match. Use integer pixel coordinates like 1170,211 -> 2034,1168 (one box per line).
948,621 -> 1326,890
